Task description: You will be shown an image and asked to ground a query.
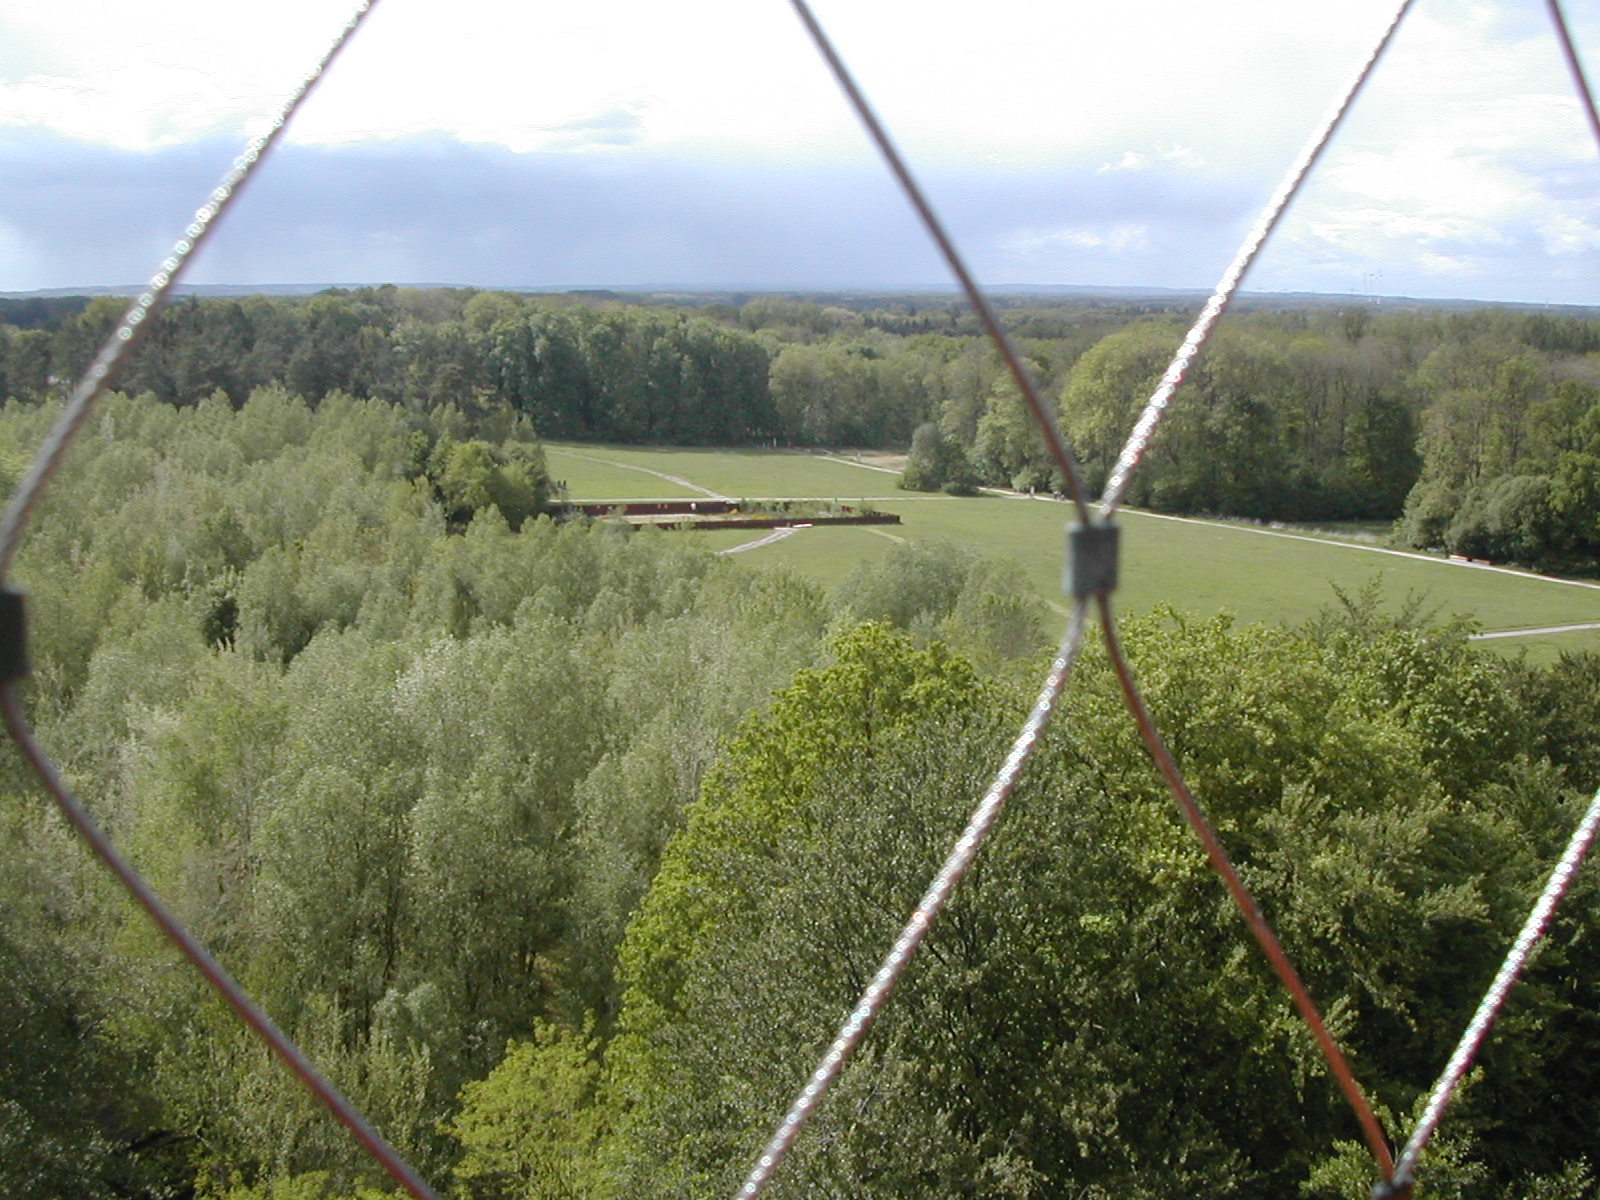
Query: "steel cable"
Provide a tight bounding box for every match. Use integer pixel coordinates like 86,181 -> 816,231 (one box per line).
1095,597 -> 1395,1175
0,686 -> 443,1200
1378,6 -> 1600,1193
2,3 -> 1593,1199
730,2 -> 1430,1194
785,0 -> 1093,522
735,603 -> 1090,1200
0,0 -> 380,580
1098,0 -> 1416,518
0,3 -> 443,1197
1075,0 -> 1421,1176
1548,0 -> 1600,154
1388,786 -> 1600,1192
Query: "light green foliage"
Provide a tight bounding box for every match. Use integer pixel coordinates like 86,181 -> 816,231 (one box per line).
448,1021 -> 606,1200
975,372 -> 1056,490
568,567 -> 828,1017
603,624 -> 995,1196
1059,319 -> 1179,493
211,1169 -> 402,1200
5,295 -> 1600,1198
831,537 -> 1046,666
0,386 -> 851,1193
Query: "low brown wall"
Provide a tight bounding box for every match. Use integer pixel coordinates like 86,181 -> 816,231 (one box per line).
665,513 -> 901,531
555,500 -> 740,518
550,501 -> 898,529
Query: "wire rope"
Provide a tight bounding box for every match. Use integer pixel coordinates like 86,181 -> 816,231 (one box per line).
732,3 -> 1428,1195
0,3 -> 444,1197
1095,597 -> 1395,1174
785,0 -> 1093,521
0,0 -> 380,580
1376,7 -> 1600,1193
1387,786 -> 1600,1193
1070,0 -> 1421,1175
1548,0 -> 1600,154
2,3 -> 1594,1199
1098,0 -> 1416,518
0,686 -> 443,1200
735,603 -> 1090,1200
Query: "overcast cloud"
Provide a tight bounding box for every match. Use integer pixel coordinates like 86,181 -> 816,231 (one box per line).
2,0 -> 1598,303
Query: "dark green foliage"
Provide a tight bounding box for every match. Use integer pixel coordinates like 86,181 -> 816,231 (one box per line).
1060,322 -> 1419,521
1397,353 -> 1600,572
900,422 -> 979,493
594,612 -> 1600,1200
430,436 -> 550,528
6,296 -> 1600,1199
11,291 -> 1598,569
0,815 -> 179,1200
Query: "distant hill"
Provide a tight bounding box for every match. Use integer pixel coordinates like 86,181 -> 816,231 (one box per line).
4,281 -> 1599,317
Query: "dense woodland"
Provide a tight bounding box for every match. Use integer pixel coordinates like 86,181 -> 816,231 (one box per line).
4,287 -> 1598,571
1,292 -> 1599,1199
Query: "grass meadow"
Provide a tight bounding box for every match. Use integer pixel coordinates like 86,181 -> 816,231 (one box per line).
548,443 -> 1600,663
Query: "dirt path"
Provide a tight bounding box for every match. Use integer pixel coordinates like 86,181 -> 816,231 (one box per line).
1125,505 -> 1600,593
819,454 -> 902,476
549,448 -> 728,499
718,526 -> 801,555
1002,491 -> 1600,590
1471,622 -> 1600,640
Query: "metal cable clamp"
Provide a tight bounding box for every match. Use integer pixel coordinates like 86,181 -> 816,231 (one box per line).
0,589 -> 28,683
1064,523 -> 1119,599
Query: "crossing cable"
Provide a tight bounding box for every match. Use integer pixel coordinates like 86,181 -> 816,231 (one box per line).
0,680 -> 441,1200
784,0 -> 1092,522
1548,0 -> 1600,157
735,603 -> 1090,1200
1076,0 -> 1418,1177
732,0 -> 1408,1196
1095,601 -> 1396,1177
0,5 -> 444,1198
729,8 -> 1111,1197
738,2 -> 1422,1195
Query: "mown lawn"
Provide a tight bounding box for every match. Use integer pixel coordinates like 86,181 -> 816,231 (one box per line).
546,443 -> 900,501
554,444 -> 1600,662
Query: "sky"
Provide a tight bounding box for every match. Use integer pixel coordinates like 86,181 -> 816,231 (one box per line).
2,0 -> 1599,304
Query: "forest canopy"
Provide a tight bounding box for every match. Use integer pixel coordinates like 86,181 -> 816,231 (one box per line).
6,287 -> 1599,570
1,291 -> 1599,1199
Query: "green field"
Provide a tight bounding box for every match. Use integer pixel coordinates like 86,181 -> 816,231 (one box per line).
552,443 -> 1600,662
545,443 -> 901,501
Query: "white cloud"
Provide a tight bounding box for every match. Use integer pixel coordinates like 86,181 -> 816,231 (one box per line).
0,0 -> 1446,163
1539,212 -> 1600,256
4,0 -> 1599,301
1099,146 -> 1206,174
1001,224 -> 1153,260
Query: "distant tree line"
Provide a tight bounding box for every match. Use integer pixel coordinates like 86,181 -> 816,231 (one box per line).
4,288 -> 1600,570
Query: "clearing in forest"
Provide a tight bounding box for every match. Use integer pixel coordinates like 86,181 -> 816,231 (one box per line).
547,443 -> 1600,662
